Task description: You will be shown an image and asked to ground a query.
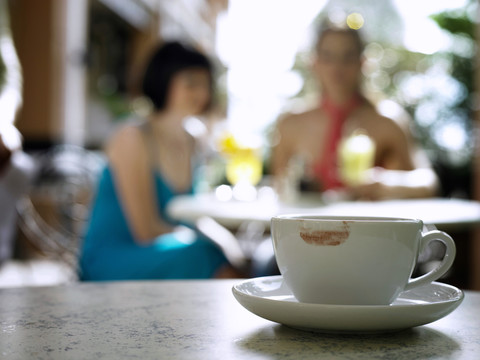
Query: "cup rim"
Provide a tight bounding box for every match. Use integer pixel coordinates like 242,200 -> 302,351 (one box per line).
271,215 -> 422,224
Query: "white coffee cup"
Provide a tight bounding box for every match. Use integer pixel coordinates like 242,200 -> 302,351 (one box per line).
271,215 -> 456,305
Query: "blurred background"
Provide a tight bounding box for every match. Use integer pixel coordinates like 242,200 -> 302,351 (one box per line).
8,0 -> 477,197
2,0 -> 479,285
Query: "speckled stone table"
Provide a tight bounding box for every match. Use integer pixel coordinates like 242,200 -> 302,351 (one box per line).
1,280 -> 479,359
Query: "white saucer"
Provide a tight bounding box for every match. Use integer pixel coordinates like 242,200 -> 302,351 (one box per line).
232,276 -> 464,333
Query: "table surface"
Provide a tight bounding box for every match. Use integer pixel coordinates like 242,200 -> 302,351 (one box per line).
167,194 -> 480,230
1,280 -> 479,360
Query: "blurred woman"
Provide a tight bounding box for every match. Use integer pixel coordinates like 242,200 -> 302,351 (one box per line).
271,20 -> 439,200
80,42 -> 243,281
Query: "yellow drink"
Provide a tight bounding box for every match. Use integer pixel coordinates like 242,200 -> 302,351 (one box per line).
338,131 -> 375,186
225,148 -> 263,186
219,132 -> 263,186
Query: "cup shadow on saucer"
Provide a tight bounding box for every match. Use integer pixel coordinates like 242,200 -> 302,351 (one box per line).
235,324 -> 460,359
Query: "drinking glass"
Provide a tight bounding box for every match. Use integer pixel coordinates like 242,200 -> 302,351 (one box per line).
338,130 -> 375,186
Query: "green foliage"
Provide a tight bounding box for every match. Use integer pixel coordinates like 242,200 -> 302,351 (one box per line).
430,8 -> 475,104
99,93 -> 132,121
430,12 -> 474,38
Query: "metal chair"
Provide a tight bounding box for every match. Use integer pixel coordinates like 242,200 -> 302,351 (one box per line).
16,144 -> 104,280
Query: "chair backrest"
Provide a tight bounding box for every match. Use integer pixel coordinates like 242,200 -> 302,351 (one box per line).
16,144 -> 105,279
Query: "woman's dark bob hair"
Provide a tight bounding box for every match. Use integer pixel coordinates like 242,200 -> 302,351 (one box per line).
142,41 -> 214,112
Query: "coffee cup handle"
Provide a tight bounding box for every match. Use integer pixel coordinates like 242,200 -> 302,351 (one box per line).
404,230 -> 456,292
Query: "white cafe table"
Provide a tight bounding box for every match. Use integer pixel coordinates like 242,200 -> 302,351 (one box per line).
1,280 -> 480,359
166,193 -> 480,230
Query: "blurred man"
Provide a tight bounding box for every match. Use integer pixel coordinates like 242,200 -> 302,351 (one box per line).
0,0 -> 36,264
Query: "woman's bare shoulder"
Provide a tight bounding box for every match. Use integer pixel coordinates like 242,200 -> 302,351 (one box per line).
359,105 -> 404,134
106,123 -> 147,162
377,113 -> 406,136
277,108 -> 322,131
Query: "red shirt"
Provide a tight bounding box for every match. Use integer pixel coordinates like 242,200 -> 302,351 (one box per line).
313,94 -> 364,190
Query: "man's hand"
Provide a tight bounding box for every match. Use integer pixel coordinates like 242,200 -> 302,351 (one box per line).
0,134 -> 12,176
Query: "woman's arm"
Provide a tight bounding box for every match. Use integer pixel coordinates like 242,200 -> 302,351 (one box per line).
107,125 -> 173,244
270,117 -> 291,179
351,116 -> 439,200
350,167 -> 439,200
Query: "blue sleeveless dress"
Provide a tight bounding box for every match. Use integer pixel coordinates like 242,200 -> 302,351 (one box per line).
79,165 -> 227,281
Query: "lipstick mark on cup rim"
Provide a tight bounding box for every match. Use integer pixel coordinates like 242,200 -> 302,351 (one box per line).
299,221 -> 350,246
